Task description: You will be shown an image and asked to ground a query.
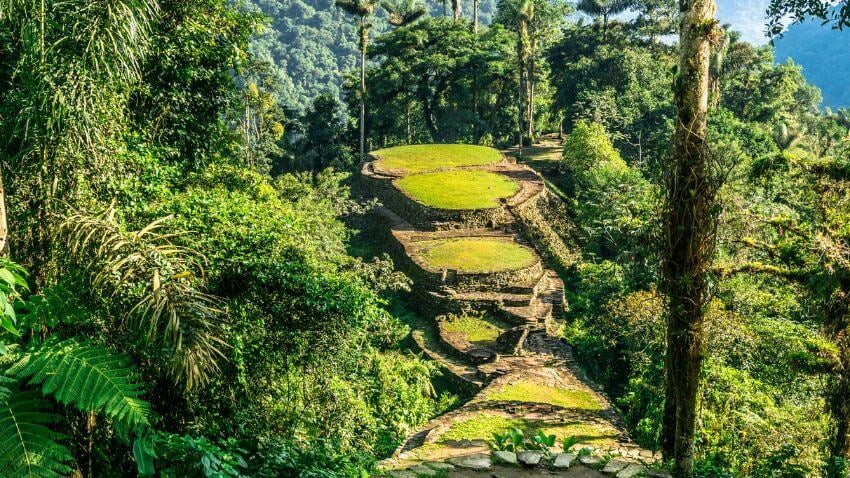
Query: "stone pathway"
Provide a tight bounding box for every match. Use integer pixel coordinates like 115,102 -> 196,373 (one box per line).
359,143 -> 666,478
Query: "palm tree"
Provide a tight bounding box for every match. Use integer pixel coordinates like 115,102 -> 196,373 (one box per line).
336,0 -> 381,161
382,0 -> 427,26
59,208 -> 226,392
0,0 -> 157,278
509,0 -> 533,155
577,0 -> 635,33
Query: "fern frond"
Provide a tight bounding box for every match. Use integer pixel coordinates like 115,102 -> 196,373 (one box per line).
0,389 -> 73,478
8,338 -> 151,429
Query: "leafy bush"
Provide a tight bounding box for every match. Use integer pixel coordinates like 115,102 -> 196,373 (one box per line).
561,121 -> 658,273
489,427 -> 556,454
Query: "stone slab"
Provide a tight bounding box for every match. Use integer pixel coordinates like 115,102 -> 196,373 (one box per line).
493,451 -> 518,465
617,464 -> 645,478
552,453 -> 578,468
447,453 -> 492,471
603,459 -> 631,474
517,451 -> 543,466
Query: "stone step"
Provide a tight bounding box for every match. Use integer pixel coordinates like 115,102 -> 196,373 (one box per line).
410,328 -> 485,390
501,300 -> 553,325
539,269 -> 566,316
405,228 -> 510,243
434,289 -> 535,307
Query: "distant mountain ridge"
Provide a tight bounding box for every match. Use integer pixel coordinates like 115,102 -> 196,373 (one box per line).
772,12 -> 850,108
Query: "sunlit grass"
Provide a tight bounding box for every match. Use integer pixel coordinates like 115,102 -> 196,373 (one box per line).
539,422 -> 620,447
418,237 -> 536,273
395,170 -> 519,210
484,381 -> 603,411
373,144 -> 503,173
438,413 -> 618,445
440,414 -> 525,442
442,314 -> 508,346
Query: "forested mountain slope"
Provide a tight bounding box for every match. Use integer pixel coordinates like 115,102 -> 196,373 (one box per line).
773,12 -> 850,108
246,0 -> 498,109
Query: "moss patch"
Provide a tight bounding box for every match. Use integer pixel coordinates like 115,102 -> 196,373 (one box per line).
395,170 -> 519,210
418,237 -> 536,273
374,144 -> 502,173
484,381 -> 603,411
440,414 -> 526,442
539,422 -> 620,447
439,414 -> 617,444
443,314 -> 508,347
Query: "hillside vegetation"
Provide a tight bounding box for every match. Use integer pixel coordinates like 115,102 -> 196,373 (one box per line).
1,0 -> 850,477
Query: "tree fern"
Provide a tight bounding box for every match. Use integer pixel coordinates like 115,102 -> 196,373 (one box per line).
7,338 -> 151,429
0,389 -> 73,478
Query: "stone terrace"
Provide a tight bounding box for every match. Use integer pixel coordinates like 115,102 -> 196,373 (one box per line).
357,144 -> 665,478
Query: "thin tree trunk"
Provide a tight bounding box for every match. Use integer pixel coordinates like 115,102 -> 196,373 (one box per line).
0,168 -> 8,258
517,24 -> 525,155
244,100 -> 252,167
826,293 -> 850,477
528,54 -> 535,142
662,1 -> 717,477
359,26 -> 367,161
473,0 -> 479,32
452,0 -> 461,20
406,102 -> 412,144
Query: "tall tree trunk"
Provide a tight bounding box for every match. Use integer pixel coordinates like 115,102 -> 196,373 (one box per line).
421,94 -> 439,140
452,0 -> 461,20
244,99 -> 252,167
359,23 -> 367,161
473,0 -> 479,32
603,12 -> 609,39
528,54 -> 535,142
406,102 -> 412,144
662,1 -> 717,477
517,24 -> 526,155
826,291 -> 850,477
0,168 -> 8,258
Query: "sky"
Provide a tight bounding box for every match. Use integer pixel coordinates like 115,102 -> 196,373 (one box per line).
716,0 -> 772,45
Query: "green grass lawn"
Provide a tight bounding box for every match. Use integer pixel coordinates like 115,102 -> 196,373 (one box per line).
442,314 -> 508,346
395,170 -> 519,210
440,414 -> 524,442
484,381 -> 604,411
418,237 -> 536,273
373,144 -> 503,173
438,413 -> 617,445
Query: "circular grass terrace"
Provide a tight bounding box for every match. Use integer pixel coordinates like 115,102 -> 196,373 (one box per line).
371,144 -> 503,174
442,313 -> 511,348
417,237 -> 536,273
395,170 -> 519,210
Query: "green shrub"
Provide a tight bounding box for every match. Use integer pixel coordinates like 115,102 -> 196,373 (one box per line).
561,121 -> 658,272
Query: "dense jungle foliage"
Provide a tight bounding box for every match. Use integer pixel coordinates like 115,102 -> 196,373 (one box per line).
1,0 -> 850,477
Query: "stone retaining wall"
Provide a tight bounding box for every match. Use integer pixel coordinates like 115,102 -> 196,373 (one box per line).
359,161 -> 516,231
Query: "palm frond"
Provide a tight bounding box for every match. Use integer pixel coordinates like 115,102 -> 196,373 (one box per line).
335,0 -> 378,17
0,389 -> 73,478
7,338 -> 151,429
382,0 -> 427,26
59,208 -> 226,391
577,0 -> 634,17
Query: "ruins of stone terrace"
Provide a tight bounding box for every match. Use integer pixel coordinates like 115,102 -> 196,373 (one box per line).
357,144 -> 668,478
